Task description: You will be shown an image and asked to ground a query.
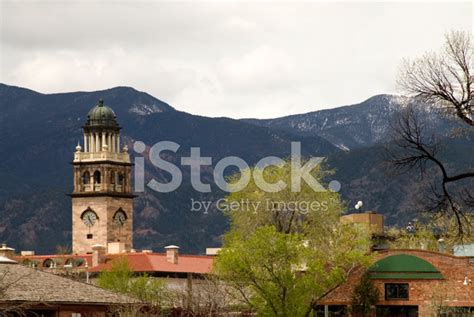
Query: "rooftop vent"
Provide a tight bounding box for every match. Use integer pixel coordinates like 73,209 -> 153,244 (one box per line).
92,244 -> 106,267
165,245 -> 179,264
0,243 -> 15,259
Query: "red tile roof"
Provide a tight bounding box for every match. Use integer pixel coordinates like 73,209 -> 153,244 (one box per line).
89,253 -> 214,274
15,254 -> 93,267
16,252 -> 214,274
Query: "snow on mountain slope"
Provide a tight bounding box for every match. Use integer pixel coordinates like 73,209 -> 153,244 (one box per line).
244,95 -> 452,150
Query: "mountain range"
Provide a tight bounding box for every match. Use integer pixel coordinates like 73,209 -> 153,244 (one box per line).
0,83 -> 472,254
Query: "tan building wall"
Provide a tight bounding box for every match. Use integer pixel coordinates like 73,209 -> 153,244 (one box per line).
72,196 -> 133,254
340,212 -> 384,235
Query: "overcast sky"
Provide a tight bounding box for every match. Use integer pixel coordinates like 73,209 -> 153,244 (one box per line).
1,1 -> 472,118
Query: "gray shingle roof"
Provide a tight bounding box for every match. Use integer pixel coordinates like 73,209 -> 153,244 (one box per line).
0,263 -> 135,305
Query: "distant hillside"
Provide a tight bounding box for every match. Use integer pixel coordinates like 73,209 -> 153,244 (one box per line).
243,95 -> 456,151
0,83 -> 338,254
244,94 -> 473,225
0,84 -> 471,254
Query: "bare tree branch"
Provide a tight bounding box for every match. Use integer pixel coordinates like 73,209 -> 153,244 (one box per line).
398,31 -> 473,126
392,31 -> 474,237
387,105 -> 473,236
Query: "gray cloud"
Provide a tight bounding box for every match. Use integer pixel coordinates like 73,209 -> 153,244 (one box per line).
1,1 -> 472,118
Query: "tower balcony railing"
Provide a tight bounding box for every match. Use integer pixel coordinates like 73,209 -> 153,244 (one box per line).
79,184 -> 103,192
74,151 -> 130,163
107,184 -> 124,192
80,184 -> 126,193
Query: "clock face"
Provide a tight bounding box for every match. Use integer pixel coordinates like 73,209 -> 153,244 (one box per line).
82,210 -> 97,227
114,210 -> 127,226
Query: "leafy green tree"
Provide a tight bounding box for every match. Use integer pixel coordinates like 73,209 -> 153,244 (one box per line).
97,257 -> 132,294
224,161 -> 343,236
129,275 -> 168,307
387,215 -> 474,253
97,257 -> 168,308
214,161 -> 373,316
351,272 -> 380,317
387,226 -> 438,251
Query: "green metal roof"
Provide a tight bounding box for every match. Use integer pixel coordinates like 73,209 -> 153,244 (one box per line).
368,254 -> 444,280
85,99 -> 119,128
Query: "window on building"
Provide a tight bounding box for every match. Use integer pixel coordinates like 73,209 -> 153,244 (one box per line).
64,258 -> 73,267
118,173 -> 124,185
43,259 -> 54,268
93,170 -> 101,184
87,234 -> 93,239
377,306 -> 418,316
71,313 -> 81,317
73,258 -> 86,267
385,283 -> 409,300
314,305 -> 347,316
82,171 -> 90,184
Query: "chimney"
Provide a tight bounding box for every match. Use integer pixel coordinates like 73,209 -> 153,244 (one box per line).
438,238 -> 445,253
92,244 -> 106,267
0,243 -> 15,259
340,211 -> 384,235
165,245 -> 179,264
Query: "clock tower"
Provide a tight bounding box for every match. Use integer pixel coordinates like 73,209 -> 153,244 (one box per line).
71,99 -> 134,254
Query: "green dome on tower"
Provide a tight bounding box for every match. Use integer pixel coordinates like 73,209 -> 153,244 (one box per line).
85,99 -> 119,128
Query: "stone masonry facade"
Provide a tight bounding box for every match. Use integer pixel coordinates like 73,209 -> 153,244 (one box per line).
72,195 -> 133,254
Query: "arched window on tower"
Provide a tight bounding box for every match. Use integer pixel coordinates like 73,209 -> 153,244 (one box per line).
93,171 -> 101,184
117,173 -> 124,192
83,171 -> 90,184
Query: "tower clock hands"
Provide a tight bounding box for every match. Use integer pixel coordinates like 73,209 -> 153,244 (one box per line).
82,210 -> 97,227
